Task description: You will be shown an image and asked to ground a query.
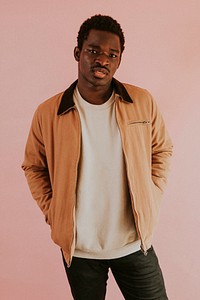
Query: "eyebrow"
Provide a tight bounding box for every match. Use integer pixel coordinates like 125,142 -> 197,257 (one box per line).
87,43 -> 120,53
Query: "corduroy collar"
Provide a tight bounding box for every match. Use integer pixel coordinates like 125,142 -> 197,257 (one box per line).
57,78 -> 133,115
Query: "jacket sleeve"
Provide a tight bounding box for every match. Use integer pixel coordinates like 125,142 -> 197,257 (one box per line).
151,96 -> 173,192
22,108 -> 52,224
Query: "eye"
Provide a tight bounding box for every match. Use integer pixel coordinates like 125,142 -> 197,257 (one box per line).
87,49 -> 98,55
109,53 -> 118,59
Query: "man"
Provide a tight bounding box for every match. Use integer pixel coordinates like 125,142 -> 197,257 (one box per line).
22,14 -> 173,300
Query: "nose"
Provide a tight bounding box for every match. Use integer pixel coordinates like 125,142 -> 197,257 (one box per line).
95,52 -> 110,66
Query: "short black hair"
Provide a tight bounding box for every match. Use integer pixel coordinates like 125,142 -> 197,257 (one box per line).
77,14 -> 125,53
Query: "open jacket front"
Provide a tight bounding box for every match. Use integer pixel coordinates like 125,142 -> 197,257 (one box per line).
22,78 -> 173,266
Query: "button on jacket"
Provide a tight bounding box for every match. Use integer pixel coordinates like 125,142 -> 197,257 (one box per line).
22,78 -> 173,266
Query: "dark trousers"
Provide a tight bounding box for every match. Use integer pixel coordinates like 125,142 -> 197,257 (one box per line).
62,247 -> 168,300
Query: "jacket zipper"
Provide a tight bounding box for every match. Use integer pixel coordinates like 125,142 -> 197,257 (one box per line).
126,174 -> 148,256
67,108 -> 82,267
115,104 -> 148,256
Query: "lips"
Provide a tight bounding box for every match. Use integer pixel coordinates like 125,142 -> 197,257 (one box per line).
92,67 -> 109,79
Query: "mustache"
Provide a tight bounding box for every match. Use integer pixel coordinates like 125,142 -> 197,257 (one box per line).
91,63 -> 110,73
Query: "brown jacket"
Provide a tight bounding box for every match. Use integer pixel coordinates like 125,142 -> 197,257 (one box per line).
22,78 -> 173,266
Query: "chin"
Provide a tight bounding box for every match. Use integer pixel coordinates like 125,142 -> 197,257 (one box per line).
91,76 -> 111,86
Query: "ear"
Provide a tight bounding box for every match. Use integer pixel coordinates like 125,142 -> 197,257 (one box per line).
74,47 -> 81,62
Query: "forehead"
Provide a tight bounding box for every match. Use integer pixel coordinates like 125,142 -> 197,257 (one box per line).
83,29 -> 121,51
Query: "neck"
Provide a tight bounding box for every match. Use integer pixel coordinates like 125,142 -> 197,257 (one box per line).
77,82 -> 113,105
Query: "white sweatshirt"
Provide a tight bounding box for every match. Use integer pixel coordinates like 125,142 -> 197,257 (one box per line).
73,87 -> 140,259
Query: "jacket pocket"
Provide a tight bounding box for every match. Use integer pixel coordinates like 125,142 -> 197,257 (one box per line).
46,199 -> 54,227
151,181 -> 163,198
126,120 -> 151,157
149,181 -> 163,229
127,120 -> 150,126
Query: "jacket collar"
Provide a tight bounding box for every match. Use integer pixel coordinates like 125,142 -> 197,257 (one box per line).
57,78 -> 133,115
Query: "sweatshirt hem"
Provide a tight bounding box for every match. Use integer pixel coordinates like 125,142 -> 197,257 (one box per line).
73,240 -> 141,260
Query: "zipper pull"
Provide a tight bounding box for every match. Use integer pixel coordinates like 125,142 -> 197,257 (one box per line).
140,245 -> 148,256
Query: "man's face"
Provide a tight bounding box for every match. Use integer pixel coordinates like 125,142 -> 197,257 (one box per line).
74,29 -> 121,89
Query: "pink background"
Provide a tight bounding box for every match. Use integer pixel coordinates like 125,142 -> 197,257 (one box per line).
1,1 -> 200,299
